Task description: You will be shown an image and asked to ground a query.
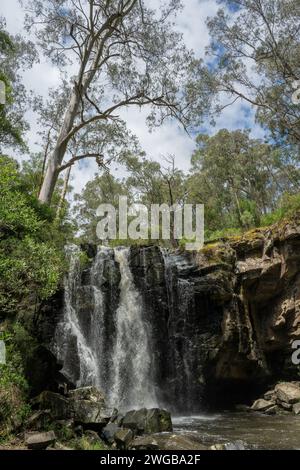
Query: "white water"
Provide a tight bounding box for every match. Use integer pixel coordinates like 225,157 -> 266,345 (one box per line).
110,247 -> 157,410
54,245 -> 98,386
54,246 -> 157,411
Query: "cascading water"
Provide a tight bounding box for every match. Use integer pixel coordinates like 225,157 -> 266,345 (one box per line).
110,248 -> 157,409
53,245 -> 99,386
54,245 -> 157,411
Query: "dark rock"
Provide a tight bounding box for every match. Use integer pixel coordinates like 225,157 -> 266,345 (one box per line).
31,391 -> 71,419
72,400 -> 117,429
129,436 -> 160,450
130,433 -> 208,451
278,401 -> 293,411
68,386 -> 105,404
264,405 -> 278,415
25,431 -> 56,450
26,410 -> 51,430
114,428 -> 134,450
122,408 -> 172,435
101,423 -> 121,445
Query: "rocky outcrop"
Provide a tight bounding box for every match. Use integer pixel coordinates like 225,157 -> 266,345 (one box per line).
250,381 -> 300,415
29,386 -> 173,450
129,219 -> 300,409
33,219 -> 300,412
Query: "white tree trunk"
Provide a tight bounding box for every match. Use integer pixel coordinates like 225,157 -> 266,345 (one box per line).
38,89 -> 80,204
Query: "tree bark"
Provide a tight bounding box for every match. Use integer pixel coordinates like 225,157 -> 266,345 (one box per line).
39,88 -> 80,204
56,166 -> 72,221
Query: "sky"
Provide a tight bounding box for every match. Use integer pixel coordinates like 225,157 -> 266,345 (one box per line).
1,0 -> 265,195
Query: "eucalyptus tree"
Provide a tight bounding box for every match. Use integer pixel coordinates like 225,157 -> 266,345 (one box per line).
22,0 -> 210,204
0,18 -> 36,151
207,0 -> 300,146
188,129 -> 298,230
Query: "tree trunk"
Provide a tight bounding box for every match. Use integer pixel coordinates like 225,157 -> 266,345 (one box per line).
38,88 -> 80,204
56,166 -> 72,221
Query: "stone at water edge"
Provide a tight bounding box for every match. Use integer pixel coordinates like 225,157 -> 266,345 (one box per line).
210,441 -> 246,450
129,436 -> 160,450
25,431 -> 56,450
275,382 -> 300,404
114,429 -> 134,450
263,405 -> 278,415
122,408 -> 173,435
68,386 -> 106,405
251,399 -> 275,412
293,402 -> 300,415
278,401 -> 293,411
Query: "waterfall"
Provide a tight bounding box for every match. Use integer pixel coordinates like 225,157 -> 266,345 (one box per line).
110,248 -> 157,409
54,245 -> 157,411
53,245 -> 99,386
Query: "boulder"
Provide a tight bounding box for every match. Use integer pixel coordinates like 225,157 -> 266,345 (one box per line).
129,436 -> 159,450
264,390 -> 276,401
114,428 -> 134,450
264,405 -> 278,415
101,423 -> 121,445
278,401 -> 293,411
72,400 -> 115,426
251,399 -> 275,412
122,408 -> 172,435
25,431 -> 56,450
293,402 -> 300,415
275,382 -> 300,404
32,391 -> 71,420
68,386 -> 105,404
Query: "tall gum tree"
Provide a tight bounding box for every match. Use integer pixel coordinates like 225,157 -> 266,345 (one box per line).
22,0 -> 211,204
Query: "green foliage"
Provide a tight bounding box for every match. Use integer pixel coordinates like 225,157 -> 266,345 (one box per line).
187,129 -> 299,234
261,193 -> 300,226
0,324 -> 33,438
0,155 -> 65,315
0,21 -> 34,151
70,436 -> 108,451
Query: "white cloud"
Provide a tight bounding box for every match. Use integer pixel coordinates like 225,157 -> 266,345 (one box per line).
1,0 -> 264,197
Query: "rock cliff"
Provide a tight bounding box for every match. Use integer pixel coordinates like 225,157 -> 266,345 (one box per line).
34,218 -> 300,411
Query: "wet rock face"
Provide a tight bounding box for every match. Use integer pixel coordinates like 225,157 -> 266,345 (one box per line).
36,220 -> 300,412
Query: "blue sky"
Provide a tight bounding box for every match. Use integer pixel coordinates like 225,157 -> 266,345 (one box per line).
1,0 -> 265,194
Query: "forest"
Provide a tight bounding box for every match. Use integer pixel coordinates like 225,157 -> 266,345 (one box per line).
0,0 -> 300,453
